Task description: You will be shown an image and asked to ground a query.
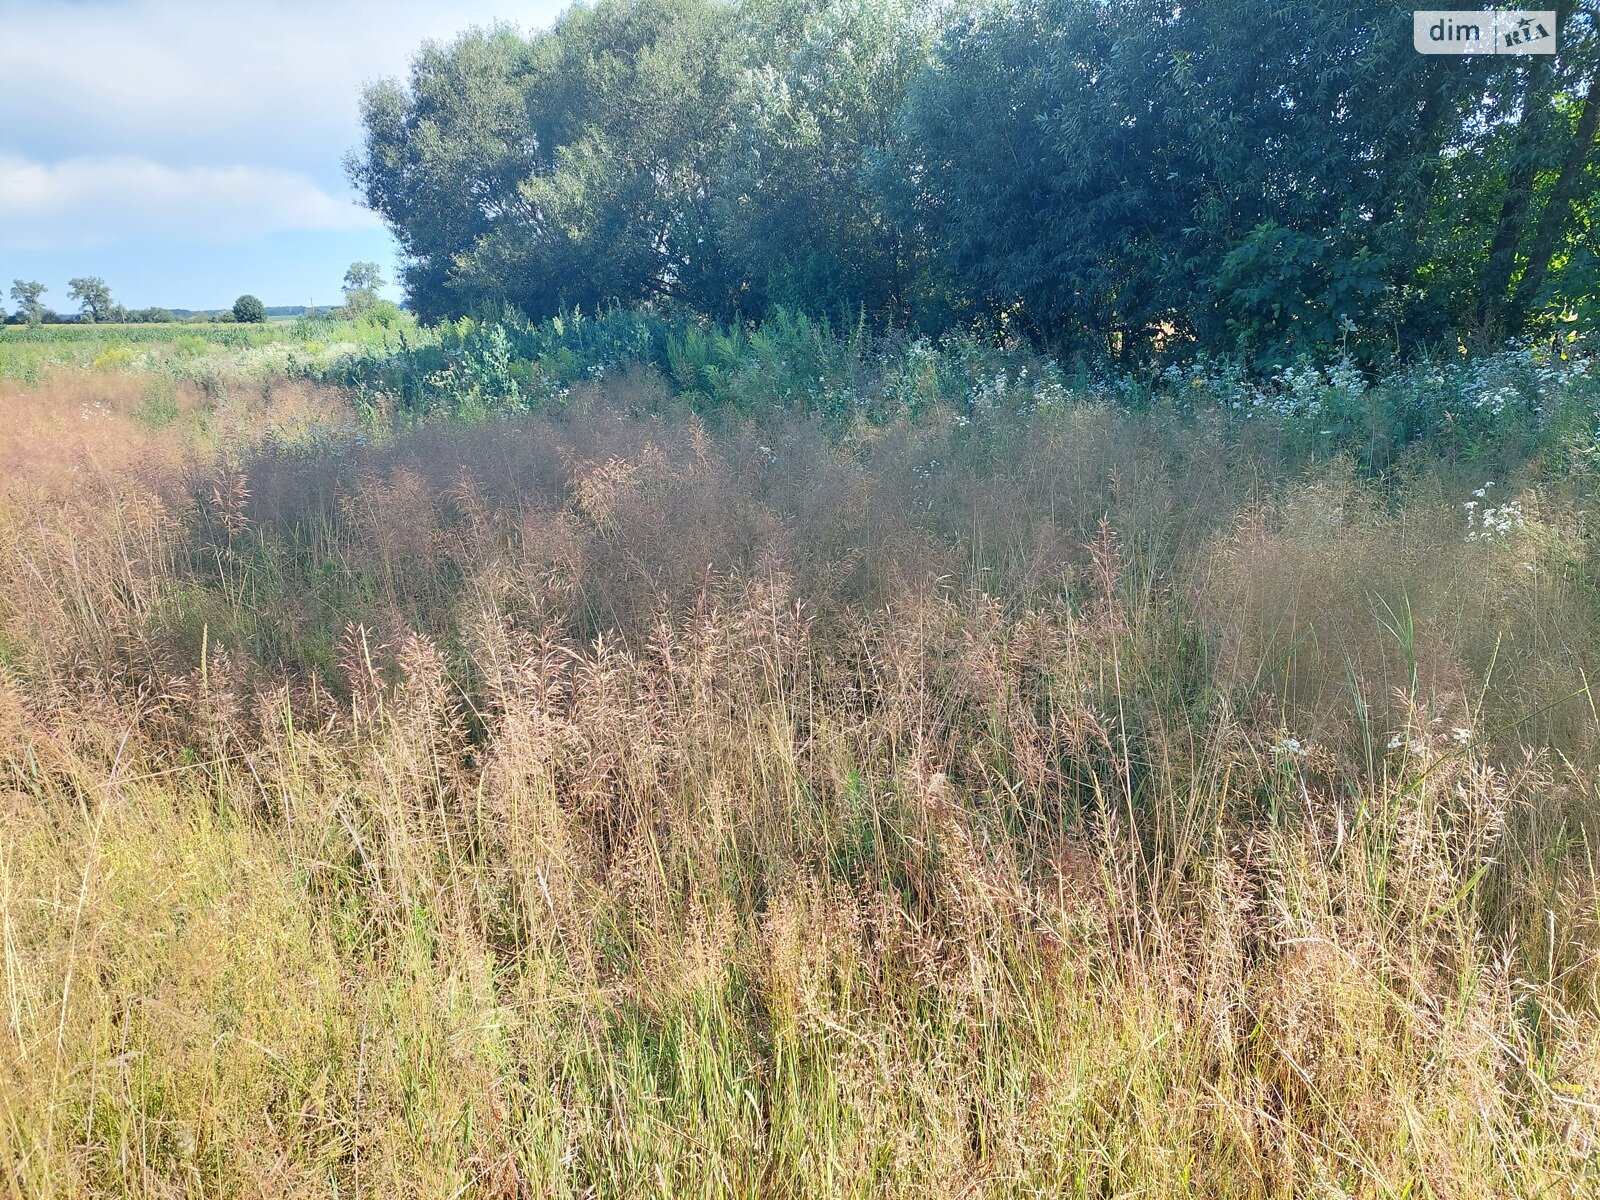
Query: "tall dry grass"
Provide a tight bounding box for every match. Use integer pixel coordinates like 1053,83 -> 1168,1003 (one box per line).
2,367 -> 1598,1197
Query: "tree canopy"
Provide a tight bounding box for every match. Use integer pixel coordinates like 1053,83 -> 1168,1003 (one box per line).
9,280 -> 47,326
349,0 -> 1600,360
232,294 -> 268,323
67,277 -> 116,325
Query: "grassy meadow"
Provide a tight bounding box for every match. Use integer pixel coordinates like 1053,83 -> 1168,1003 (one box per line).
0,319 -> 400,388
3,316 -> 1600,1197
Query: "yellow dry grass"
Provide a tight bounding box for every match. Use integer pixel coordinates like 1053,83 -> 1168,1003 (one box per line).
1,368 -> 1597,1197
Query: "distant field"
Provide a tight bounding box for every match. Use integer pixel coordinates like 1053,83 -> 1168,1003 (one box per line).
0,321 -> 291,344
0,317 -> 392,384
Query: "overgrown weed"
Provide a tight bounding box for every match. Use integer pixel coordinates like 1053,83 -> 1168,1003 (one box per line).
2,350 -> 1599,1197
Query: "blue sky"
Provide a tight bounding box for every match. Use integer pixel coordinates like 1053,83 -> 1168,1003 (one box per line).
1,0 -> 567,311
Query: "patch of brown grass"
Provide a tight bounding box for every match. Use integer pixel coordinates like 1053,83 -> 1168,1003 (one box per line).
1,374 -> 1598,1197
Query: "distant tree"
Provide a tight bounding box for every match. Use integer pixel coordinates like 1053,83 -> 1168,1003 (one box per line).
341,262 -> 385,314
232,294 -> 267,323
67,276 -> 115,324
10,280 -> 47,326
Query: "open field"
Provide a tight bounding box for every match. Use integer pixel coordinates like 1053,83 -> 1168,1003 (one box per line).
3,324 -> 1600,1196
0,319 -> 405,387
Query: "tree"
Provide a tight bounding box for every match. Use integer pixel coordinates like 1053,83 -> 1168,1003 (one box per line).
10,280 -> 47,326
1469,2 -> 1600,338
345,0 -> 1598,352
901,0 -> 1492,359
67,276 -> 114,324
709,0 -> 932,323
1511,70 -> 1600,325
350,0 -> 745,323
232,294 -> 267,324
348,24 -> 541,323
341,262 -> 385,315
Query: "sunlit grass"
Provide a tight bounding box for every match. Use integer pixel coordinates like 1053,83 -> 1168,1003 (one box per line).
1,340 -> 1599,1197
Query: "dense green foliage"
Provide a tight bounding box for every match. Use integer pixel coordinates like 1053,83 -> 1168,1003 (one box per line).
288,299 -> 1600,486
232,294 -> 267,324
8,280 -> 47,326
350,0 -> 1600,362
66,276 -> 115,324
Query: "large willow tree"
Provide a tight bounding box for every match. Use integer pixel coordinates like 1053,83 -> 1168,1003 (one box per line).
350,0 -> 1600,357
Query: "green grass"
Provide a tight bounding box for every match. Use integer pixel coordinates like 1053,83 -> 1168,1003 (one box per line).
0,317 -> 405,384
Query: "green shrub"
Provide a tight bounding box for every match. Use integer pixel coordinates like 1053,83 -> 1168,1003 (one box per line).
134,380 -> 181,429
170,334 -> 210,359
232,295 -> 267,324
92,346 -> 135,372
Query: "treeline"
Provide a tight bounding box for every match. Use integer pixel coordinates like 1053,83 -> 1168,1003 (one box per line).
3,278 -> 176,326
2,277 -> 272,327
3,308 -> 186,326
351,0 -> 1600,363
4,265 -> 390,327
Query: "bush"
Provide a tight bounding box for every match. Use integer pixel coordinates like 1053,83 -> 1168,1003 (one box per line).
232,295 -> 267,324
91,346 -> 136,372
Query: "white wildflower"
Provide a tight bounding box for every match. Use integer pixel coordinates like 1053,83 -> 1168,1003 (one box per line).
1274,736 -> 1307,759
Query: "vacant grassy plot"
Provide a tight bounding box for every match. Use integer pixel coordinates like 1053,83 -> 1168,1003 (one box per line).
2,330 -> 1599,1197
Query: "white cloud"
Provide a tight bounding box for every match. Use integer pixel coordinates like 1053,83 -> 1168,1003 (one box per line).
0,0 -> 566,173
0,0 -> 566,290
0,154 -> 381,251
